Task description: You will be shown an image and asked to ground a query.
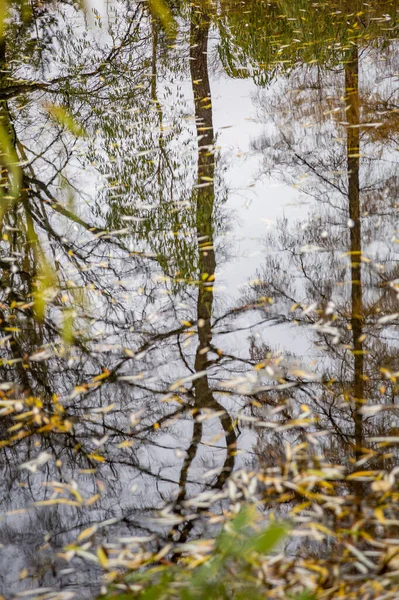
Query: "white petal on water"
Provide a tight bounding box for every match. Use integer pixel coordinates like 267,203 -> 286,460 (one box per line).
378,313 -> 399,324
20,452 -> 52,473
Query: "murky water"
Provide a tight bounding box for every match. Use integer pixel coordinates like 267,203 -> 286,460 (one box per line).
1,1 -> 399,598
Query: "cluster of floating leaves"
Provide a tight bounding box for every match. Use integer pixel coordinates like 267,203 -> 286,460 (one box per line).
4,339 -> 399,599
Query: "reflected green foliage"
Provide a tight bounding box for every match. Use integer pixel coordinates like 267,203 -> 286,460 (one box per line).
218,0 -> 399,84
148,0 -> 177,34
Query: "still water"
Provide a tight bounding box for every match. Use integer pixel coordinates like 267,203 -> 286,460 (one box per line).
1,1 -> 399,598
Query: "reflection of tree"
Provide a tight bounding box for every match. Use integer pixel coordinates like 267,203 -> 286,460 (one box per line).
0,3 -> 246,594
217,0 -> 399,85
170,7 -> 237,545
248,41 -> 399,488
83,7 -> 200,283
3,1 -> 399,597
346,44 -> 364,463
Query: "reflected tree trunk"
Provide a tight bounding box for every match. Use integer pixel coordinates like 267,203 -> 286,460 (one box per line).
171,9 -> 236,542
345,45 -> 367,521
345,44 -> 364,464
190,10 -> 216,392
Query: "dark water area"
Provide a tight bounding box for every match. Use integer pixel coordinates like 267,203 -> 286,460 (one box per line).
1,1 -> 399,598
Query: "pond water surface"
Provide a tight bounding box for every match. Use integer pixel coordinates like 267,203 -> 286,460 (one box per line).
1,1 -> 399,599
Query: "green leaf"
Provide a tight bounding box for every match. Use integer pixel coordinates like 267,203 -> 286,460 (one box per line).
61,309 -> 76,345
44,104 -> 87,137
230,505 -> 255,533
0,122 -> 22,219
34,255 -> 58,321
291,592 -> 316,600
243,521 -> 288,555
